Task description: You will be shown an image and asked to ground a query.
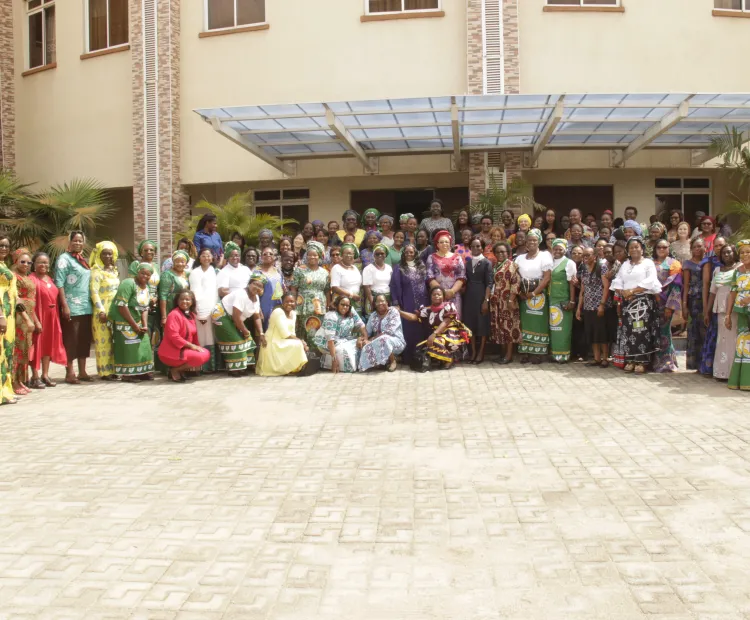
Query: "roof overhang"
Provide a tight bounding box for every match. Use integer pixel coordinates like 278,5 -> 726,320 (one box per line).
195,93 -> 750,174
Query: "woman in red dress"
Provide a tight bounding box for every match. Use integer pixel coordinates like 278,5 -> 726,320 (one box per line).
157,290 -> 211,383
29,252 -> 67,388
11,249 -> 38,394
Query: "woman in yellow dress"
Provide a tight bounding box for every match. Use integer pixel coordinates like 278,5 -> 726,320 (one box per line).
257,293 -> 308,377
0,234 -> 18,404
90,241 -> 120,380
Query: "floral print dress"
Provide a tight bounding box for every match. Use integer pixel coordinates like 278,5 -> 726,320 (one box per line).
293,265 -> 330,348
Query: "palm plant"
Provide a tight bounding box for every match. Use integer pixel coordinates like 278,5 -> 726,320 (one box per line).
176,191 -> 298,246
1,177 -> 116,264
710,127 -> 750,240
469,174 -> 545,222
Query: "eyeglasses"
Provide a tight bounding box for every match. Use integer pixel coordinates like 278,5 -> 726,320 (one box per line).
18,260 -> 31,265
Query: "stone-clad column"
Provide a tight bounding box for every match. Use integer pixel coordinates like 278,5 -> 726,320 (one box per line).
0,0 -> 15,171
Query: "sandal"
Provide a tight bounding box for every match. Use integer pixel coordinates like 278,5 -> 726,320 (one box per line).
42,376 -> 56,387
634,364 -> 646,374
624,363 -> 635,373
600,360 -> 609,369
387,358 -> 397,372
531,356 -> 543,365
78,375 -> 94,382
520,355 -> 529,364
585,360 -> 600,367
30,379 -> 46,390
65,376 -> 80,385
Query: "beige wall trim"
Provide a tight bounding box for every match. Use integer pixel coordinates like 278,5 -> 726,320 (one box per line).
80,44 -> 130,61
712,9 -> 750,18
198,23 -> 270,38
542,5 -> 625,12
0,0 -> 15,170
360,10 -> 445,22
21,63 -> 57,78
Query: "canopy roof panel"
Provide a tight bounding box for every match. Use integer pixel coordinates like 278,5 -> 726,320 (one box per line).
195,93 -> 750,172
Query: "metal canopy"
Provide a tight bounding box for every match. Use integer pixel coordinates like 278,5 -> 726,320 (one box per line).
195,93 -> 750,172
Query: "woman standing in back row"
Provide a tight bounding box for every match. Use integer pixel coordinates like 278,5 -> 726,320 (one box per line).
726,240 -> 750,391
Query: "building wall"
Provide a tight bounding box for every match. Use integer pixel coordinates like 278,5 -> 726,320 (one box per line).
98,187 -> 135,254
180,0 -> 467,185
13,1 -> 132,188
519,0 -> 750,93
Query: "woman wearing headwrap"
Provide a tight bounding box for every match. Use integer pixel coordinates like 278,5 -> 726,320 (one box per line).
336,210 -> 366,247
10,249 -> 37,394
705,244 -> 739,380
291,240 -> 330,348
621,220 -> 642,240
611,237 -> 663,374
55,231 -> 94,384
419,199 -> 455,242
0,235 -> 17,403
313,295 -> 367,373
156,250 -> 190,373
508,214 -> 532,248
725,240 -> 750,390
362,208 -> 381,232
513,229 -> 553,364
652,240 -> 683,373
189,248 -> 219,373
89,241 -> 120,381
161,238 -> 196,272
129,240 -> 161,337
426,230 -> 467,320
379,214 -> 395,247
256,293 -> 309,377
254,246 -> 283,331
400,214 -> 418,246
362,243 -> 392,315
217,241 -> 251,299
698,236 -> 727,376
463,237 -> 492,364
547,238 -> 578,363
489,241 -> 521,364
391,244 -> 429,364
108,263 -> 155,382
645,222 -> 667,258
257,229 -> 276,256
311,220 -> 325,235
331,243 -> 363,313
359,294 -> 406,372
360,230 -> 382,269
211,273 -> 266,375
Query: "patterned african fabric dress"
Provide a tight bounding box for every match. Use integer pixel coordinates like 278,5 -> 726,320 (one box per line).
90,265 -> 120,377
390,263 -> 429,364
108,279 -> 154,376
358,306 -> 406,372
728,267 -> 750,391
425,252 -> 467,318
293,265 -> 329,348
652,257 -> 682,373
418,301 -> 471,363
256,308 -> 307,377
156,269 -> 189,372
0,264 -> 16,402
129,259 -> 160,338
489,259 -> 521,346
698,256 -> 722,376
211,290 -> 259,371
13,271 -> 36,382
710,266 -> 738,380
255,268 -> 283,332
548,257 -> 577,362
683,259 -> 705,371
313,309 -> 365,372
514,251 -> 553,356
29,274 -> 66,371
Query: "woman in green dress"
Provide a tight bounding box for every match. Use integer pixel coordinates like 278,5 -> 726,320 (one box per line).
157,250 -> 190,370
385,231 -> 405,266
726,240 -> 750,391
291,241 -> 330,348
128,240 -> 160,336
109,264 -> 154,382
548,238 -> 578,363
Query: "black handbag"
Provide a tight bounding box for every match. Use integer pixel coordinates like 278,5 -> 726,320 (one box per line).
520,278 -> 540,296
296,351 -> 321,377
410,345 -> 431,373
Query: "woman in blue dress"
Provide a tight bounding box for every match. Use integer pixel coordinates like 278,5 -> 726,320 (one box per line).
390,244 -> 429,364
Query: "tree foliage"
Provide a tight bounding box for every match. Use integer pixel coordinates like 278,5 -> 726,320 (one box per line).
469,174 -> 545,223
710,127 -> 750,240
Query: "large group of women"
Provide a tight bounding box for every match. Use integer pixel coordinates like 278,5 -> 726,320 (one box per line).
0,201 -> 747,405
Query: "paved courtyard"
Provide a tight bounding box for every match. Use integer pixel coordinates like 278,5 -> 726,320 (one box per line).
0,362 -> 749,619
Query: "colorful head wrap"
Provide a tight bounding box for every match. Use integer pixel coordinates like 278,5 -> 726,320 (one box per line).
373,243 -> 389,257
136,262 -> 155,276
364,229 -> 382,240
172,249 -> 190,263
626,236 -> 646,251
258,228 -> 274,241
138,239 -> 158,256
306,240 -> 325,258
551,238 -> 568,250
737,239 -> 750,249
12,247 -> 32,265
603,209 -> 613,216
378,214 -> 394,226
311,219 -> 324,227
90,240 -> 119,270
471,213 -> 483,225
649,222 -> 667,239
526,229 -> 543,243
341,242 -> 360,259
362,208 -> 381,227
623,220 -> 642,236
433,230 -> 453,246
224,241 -> 241,256
517,214 -> 532,228
400,213 -> 413,223
250,271 -> 268,286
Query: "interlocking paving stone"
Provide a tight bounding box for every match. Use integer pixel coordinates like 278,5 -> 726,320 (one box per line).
0,360 -> 749,618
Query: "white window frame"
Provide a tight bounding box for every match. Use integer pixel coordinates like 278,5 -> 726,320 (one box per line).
203,0 -> 267,32
253,189 -> 309,223
84,0 -> 129,53
714,0 -> 750,11
364,0 -> 442,16
26,0 -> 55,69
545,0 -> 621,6
654,177 -> 712,216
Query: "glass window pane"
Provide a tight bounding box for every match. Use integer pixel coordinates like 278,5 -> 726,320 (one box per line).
254,190 -> 281,201
404,0 -> 439,9
237,0 -> 264,24
88,0 -> 107,51
683,194 -> 710,225
655,178 -> 681,189
28,0 -> 41,8
369,0 -> 402,13
282,189 -> 310,200
655,195 -> 682,219
582,0 -> 618,4
715,0 -> 742,8
255,206 -> 281,217
282,205 -> 309,231
45,5 -> 55,64
683,178 -> 710,189
207,0 -> 235,29
109,0 -> 129,46
546,0 -> 581,5
28,11 -> 43,68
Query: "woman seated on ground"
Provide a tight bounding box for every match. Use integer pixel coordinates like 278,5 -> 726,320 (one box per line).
211,273 -> 266,376
359,294 -> 406,373
158,290 -> 211,383
256,293 -> 309,377
400,286 -> 472,371
314,296 -> 368,373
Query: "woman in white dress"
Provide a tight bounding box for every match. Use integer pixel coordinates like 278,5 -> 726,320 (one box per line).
188,248 -> 218,372
217,242 -> 251,299
362,243 -> 393,314
706,244 -> 739,380
330,243 -> 363,312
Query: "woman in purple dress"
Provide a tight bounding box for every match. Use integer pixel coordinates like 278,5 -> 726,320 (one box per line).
390,244 -> 429,364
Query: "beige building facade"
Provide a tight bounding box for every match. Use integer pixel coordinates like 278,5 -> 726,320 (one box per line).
1,0 -> 749,254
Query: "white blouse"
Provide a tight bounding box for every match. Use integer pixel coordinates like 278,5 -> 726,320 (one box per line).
216,263 -> 251,293
221,289 -> 260,321
553,257 -> 578,281
514,250 -> 553,279
362,263 -> 393,293
330,264 -> 363,297
610,258 -> 662,294
188,265 -> 218,320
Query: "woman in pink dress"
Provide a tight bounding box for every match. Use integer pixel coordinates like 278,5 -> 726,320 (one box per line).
425,231 -> 467,318
29,252 -> 67,388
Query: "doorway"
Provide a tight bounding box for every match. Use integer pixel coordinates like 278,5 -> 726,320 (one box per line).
350,187 -> 469,221
533,185 -> 614,221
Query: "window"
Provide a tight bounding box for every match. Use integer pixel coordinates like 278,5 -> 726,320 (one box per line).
714,0 -> 749,10
655,178 -> 711,225
206,0 -> 265,31
546,0 -> 619,5
27,0 -> 55,69
254,189 -> 309,232
366,0 -> 440,14
87,0 -> 128,52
